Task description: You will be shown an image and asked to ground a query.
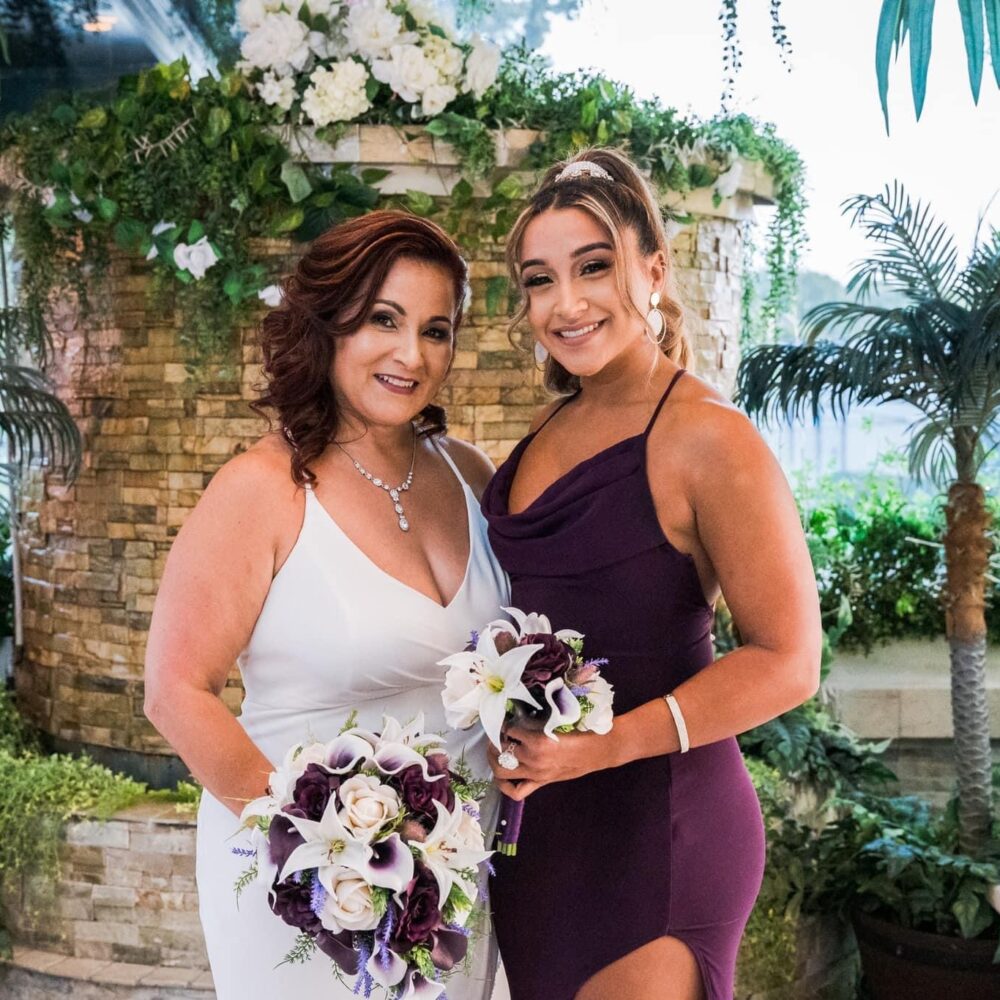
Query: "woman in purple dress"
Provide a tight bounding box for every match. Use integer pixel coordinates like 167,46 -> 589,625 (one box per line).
480,148 -> 822,1000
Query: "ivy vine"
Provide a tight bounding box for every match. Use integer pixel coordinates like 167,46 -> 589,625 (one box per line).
0,45 -> 806,364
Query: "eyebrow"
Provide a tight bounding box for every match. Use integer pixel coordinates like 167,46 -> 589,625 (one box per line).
519,242 -> 614,272
373,298 -> 452,326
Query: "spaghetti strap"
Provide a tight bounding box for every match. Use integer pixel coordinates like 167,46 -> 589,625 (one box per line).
643,369 -> 686,437
432,435 -> 469,488
533,391 -> 581,437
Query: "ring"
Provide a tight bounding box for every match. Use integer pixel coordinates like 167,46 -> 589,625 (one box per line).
497,748 -> 519,771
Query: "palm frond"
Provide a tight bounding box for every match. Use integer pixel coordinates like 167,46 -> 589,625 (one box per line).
0,364 -> 81,480
842,182 -> 959,303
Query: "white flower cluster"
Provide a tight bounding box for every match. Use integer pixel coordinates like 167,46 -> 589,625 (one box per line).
236,0 -> 501,126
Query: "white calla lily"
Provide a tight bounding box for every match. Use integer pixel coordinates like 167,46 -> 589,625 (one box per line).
438,628 -> 544,748
488,606 -> 584,644
541,677 -> 583,739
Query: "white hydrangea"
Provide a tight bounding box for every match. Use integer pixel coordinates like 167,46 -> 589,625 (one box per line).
240,11 -> 312,75
371,42 -> 438,103
344,0 -> 408,61
257,71 -> 297,110
464,34 -> 500,99
421,82 -> 456,117
301,60 -> 372,126
423,34 -> 463,84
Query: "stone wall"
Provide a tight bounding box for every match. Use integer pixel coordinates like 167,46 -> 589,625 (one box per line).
14,130 -> 759,780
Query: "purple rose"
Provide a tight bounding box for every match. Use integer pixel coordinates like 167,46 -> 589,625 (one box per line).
397,753 -> 455,822
520,633 -> 573,689
393,864 -> 442,949
271,875 -> 321,934
291,763 -> 341,820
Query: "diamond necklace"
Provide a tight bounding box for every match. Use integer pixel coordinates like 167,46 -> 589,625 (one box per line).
335,425 -> 417,532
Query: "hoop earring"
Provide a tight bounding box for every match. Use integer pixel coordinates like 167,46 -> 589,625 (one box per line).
534,340 -> 549,364
645,291 -> 666,346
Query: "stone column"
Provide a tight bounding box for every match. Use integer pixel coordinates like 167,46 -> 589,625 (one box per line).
14,127 -> 773,781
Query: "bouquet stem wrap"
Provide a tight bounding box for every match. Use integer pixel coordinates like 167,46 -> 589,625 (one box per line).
497,795 -> 524,856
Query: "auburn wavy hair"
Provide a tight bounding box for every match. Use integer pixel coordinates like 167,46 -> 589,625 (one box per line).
252,210 -> 469,487
505,146 -> 691,394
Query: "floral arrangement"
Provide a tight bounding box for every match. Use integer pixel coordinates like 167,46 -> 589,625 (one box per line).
440,607 -> 613,854
236,714 -> 492,998
236,0 -> 501,125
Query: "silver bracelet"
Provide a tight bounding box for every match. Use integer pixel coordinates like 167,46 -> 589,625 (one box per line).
663,693 -> 690,754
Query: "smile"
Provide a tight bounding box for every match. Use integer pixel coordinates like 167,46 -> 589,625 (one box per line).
375,374 -> 419,392
553,319 -> 604,341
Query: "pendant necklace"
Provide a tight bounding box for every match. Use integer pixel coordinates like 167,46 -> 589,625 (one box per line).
335,425 -> 417,532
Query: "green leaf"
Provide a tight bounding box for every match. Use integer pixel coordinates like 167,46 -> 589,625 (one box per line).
596,78 -> 616,102
952,887 -> 985,938
958,0 -> 985,102
78,107 -> 107,131
424,117 -> 450,136
450,177 -> 473,209
52,104 -> 76,126
909,0 -> 935,120
280,161 -> 313,204
986,0 -> 1000,87
404,189 -> 435,216
428,23 -> 447,38
876,0 -> 905,131
365,76 -> 381,101
360,168 -> 392,185
688,163 -> 716,188
493,174 -> 522,201
113,218 -> 146,252
485,276 -> 508,317
271,205 -> 305,234
96,197 -> 118,223
187,220 -> 205,243
580,98 -> 598,128
249,156 -> 271,193
223,272 -> 244,304
205,106 -> 232,146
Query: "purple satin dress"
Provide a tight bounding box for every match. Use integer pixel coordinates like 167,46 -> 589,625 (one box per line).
481,370 -> 765,1000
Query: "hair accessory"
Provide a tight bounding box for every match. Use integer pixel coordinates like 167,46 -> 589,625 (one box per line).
663,692 -> 690,753
646,290 -> 666,346
554,160 -> 614,184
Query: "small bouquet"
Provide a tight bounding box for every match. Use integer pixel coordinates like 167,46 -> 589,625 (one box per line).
236,714 -> 492,999
439,608 -> 614,856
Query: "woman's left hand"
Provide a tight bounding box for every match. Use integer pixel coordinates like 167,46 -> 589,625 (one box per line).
486,723 -> 622,801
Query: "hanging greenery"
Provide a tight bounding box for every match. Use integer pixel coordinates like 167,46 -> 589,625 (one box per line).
0,3 -> 806,363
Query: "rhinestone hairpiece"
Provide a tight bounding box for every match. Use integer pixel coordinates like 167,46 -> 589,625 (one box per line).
554,160 -> 614,184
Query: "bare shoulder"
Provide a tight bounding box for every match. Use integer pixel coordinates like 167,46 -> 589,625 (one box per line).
438,435 -> 496,500
204,433 -> 298,504
655,372 -> 777,484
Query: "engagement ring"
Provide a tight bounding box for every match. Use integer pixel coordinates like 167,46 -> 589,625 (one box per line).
498,748 -> 519,770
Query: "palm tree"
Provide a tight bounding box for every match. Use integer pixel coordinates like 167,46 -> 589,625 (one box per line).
736,182 -> 998,857
0,211 -> 81,646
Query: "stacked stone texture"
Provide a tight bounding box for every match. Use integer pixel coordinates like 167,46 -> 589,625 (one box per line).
15,212 -> 743,767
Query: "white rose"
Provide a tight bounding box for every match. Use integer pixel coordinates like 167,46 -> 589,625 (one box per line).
305,0 -> 340,15
257,71 -> 297,110
455,803 -> 486,853
464,35 -> 500,99
421,82 -> 456,117
258,283 -> 283,307
240,12 -> 312,74
344,0 -> 406,60
237,0 -> 270,31
337,774 -> 400,838
172,236 -> 219,281
69,192 -> 92,224
318,866 -> 381,932
301,60 -> 372,126
423,34 -> 463,83
714,161 -> 743,199
578,673 -> 614,734
372,43 -> 438,103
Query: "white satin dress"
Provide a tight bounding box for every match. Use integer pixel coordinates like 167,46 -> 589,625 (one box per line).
196,442 -> 508,999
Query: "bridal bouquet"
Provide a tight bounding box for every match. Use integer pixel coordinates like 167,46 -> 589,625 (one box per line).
439,608 -> 614,855
235,714 -> 492,999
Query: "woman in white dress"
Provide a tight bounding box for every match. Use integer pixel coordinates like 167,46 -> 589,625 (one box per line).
144,211 -> 508,999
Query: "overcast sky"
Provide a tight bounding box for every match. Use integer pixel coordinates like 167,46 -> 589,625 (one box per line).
541,0 -> 1000,283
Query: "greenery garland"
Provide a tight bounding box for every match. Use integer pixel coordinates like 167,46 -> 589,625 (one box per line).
0,39 -> 806,362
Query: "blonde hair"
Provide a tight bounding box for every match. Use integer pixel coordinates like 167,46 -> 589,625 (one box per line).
505,146 -> 690,394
